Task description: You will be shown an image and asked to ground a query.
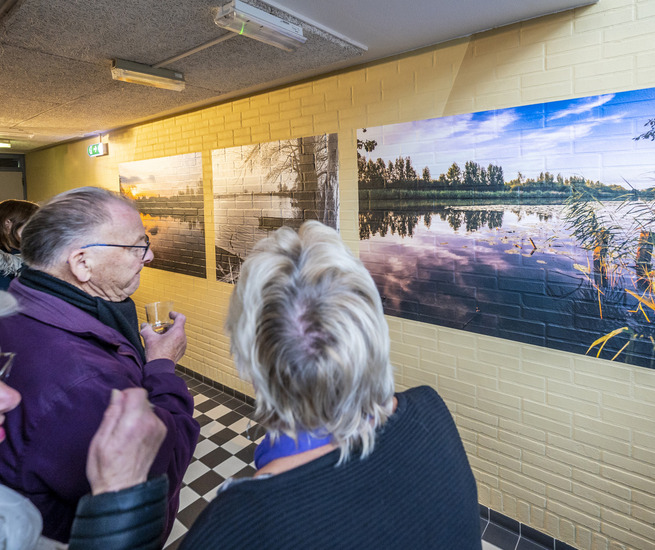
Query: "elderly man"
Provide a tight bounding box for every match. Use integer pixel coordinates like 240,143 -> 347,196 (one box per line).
0,187 -> 199,543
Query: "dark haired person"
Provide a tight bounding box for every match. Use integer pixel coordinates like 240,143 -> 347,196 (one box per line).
0,199 -> 39,290
0,187 -> 199,543
180,221 -> 481,549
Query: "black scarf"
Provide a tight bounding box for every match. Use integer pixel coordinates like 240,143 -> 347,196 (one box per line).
19,267 -> 146,362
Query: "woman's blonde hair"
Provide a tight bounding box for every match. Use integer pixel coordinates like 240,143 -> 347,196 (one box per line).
226,221 -> 395,463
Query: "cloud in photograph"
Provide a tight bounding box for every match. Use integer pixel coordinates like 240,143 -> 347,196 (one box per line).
548,94 -> 615,121
359,88 -> 655,188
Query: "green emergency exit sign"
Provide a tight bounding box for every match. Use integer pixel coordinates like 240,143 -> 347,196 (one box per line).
88,143 -> 109,157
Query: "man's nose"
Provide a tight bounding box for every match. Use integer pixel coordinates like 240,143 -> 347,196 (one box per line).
143,247 -> 154,264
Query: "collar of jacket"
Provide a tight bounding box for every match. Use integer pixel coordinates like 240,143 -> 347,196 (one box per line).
7,279 -> 144,366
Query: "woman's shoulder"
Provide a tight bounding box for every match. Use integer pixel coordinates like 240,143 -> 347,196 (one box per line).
389,386 -> 458,439
397,385 -> 446,410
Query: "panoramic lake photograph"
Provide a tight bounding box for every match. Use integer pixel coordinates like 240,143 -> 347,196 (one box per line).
119,152 -> 206,278
212,134 -> 339,283
358,87 -> 655,368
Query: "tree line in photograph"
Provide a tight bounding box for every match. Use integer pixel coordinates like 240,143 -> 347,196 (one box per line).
357,120 -> 655,200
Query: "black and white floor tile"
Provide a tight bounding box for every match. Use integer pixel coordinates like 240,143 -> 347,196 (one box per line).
164,373 -> 264,550
166,372 -> 561,550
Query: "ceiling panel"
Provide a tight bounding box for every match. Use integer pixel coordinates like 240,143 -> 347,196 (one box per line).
0,0 -> 597,153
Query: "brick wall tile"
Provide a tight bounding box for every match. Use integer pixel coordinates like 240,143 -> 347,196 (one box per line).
600,519 -> 654,550
547,499 -> 601,531
574,6 -> 636,34
519,13 -> 574,44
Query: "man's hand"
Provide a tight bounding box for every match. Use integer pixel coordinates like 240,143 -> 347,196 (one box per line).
87,388 -> 167,495
141,310 -> 187,364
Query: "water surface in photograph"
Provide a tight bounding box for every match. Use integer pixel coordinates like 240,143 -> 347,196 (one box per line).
360,202 -> 655,368
142,214 -> 206,279
214,194 -> 304,283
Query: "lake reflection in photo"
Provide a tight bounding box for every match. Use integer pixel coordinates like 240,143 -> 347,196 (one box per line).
142,214 -> 206,279
120,153 -> 206,279
213,193 -> 303,283
360,203 -> 654,368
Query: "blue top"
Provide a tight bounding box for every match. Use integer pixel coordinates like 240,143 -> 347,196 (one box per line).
254,431 -> 333,469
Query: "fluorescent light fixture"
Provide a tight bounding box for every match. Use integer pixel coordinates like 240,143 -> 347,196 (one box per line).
0,140 -> 11,149
0,130 -> 34,139
111,59 -> 185,91
214,0 -> 306,52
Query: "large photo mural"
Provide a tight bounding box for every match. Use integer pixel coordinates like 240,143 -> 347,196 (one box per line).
212,134 -> 339,283
119,152 -> 206,278
358,87 -> 655,368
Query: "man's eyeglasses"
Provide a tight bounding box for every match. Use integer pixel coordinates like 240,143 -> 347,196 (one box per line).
0,350 -> 15,382
80,235 -> 151,260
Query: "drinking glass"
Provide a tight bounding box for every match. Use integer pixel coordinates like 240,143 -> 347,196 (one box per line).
0,350 -> 16,382
145,301 -> 174,333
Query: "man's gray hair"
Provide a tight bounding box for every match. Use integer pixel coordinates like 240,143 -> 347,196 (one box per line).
21,187 -> 133,269
226,220 -> 395,463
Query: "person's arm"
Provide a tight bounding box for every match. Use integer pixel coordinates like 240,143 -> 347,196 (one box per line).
12,312 -> 195,542
20,381 -> 154,541
139,311 -> 200,535
21,334 -> 193,542
86,388 -> 167,495
140,311 -> 199,486
68,388 -> 168,550
69,477 -> 169,550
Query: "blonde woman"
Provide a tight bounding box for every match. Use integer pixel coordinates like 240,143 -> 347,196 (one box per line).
180,221 -> 482,549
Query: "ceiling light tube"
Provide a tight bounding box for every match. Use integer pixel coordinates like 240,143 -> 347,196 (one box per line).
0,130 -> 34,139
214,0 -> 306,52
111,59 -> 186,92
0,140 -> 11,149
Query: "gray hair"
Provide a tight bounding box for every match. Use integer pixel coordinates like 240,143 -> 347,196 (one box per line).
21,187 -> 133,269
226,220 -> 395,463
0,292 -> 18,317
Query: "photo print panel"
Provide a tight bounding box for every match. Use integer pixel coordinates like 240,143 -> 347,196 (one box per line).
212,134 -> 339,284
358,87 -> 655,368
119,152 -> 206,278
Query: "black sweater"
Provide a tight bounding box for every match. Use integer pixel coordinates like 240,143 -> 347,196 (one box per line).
180,386 -> 482,549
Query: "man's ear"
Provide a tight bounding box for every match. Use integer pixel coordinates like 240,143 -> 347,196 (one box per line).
67,248 -> 92,283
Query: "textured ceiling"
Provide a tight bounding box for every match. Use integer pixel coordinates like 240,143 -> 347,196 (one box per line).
0,0 -> 597,153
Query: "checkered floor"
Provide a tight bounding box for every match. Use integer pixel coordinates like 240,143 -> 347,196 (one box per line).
164,373 -> 514,550
164,373 -> 264,550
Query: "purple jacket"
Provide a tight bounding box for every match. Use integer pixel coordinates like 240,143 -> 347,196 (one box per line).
0,280 -> 199,543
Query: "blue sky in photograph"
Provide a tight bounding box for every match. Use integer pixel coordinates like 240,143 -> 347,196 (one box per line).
358,87 -> 655,189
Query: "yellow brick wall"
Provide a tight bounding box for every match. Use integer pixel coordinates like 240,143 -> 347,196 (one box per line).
24,0 -> 655,547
